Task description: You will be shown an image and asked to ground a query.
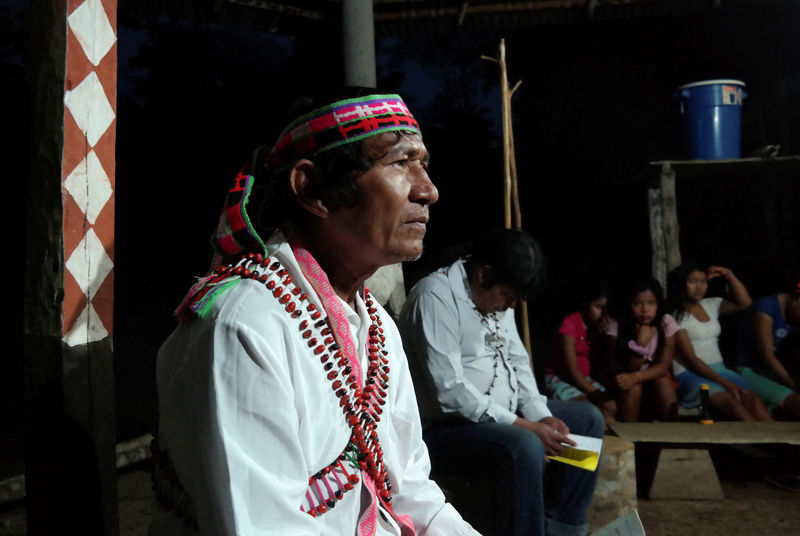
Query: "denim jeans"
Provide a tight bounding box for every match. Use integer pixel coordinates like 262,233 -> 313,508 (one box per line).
424,400 -> 603,536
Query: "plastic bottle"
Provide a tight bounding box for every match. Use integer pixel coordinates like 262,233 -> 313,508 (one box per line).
699,383 -> 713,424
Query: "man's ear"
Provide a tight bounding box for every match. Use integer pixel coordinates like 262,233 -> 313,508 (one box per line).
478,265 -> 494,287
289,159 -> 330,218
477,265 -> 490,283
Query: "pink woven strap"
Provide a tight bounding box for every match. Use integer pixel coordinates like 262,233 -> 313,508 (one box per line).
289,233 -> 415,535
289,233 -> 365,385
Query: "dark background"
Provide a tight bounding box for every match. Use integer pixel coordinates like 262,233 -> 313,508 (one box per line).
7,1 -> 800,455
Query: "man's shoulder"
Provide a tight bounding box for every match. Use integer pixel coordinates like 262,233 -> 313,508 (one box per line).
405,268 -> 460,313
190,278 -> 296,335
158,279 -> 301,367
411,268 -> 450,293
408,261 -> 464,300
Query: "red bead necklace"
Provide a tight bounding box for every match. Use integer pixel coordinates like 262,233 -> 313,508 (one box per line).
224,252 -> 392,517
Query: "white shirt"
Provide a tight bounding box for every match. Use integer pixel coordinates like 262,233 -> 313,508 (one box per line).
151,232 -> 479,536
398,260 -> 551,427
674,297 -> 724,376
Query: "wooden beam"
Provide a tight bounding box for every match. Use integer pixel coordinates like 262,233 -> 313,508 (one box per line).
660,163 -> 681,273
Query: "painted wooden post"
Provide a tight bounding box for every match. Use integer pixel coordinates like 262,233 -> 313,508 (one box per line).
660,164 -> 682,273
26,0 -> 118,533
648,162 -> 681,287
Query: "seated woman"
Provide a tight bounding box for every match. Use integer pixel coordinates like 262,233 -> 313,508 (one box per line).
604,279 -> 679,422
667,261 -> 772,421
736,280 -> 800,419
545,282 -> 617,424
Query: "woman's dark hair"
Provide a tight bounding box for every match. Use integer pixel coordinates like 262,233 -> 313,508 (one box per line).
578,280 -> 610,308
251,87 -> 414,233
666,260 -> 706,322
614,278 -> 667,370
577,280 -> 610,335
464,228 -> 547,300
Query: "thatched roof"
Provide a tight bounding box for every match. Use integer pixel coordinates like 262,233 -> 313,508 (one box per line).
120,0 -> 793,37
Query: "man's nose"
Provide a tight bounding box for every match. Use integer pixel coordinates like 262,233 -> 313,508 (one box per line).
410,167 -> 439,205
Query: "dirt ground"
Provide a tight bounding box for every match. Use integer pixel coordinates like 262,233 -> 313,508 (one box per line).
636,444 -> 800,536
1,446 -> 799,535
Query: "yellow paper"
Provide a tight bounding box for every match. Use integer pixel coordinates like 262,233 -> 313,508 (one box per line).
547,433 -> 603,471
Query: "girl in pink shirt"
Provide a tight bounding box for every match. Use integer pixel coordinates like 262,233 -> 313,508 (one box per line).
605,279 -> 679,422
545,282 -> 617,424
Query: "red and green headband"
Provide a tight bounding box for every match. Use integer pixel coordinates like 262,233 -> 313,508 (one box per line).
266,93 -> 421,172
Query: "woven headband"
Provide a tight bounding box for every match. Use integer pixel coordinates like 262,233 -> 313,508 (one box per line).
266,93 -> 421,172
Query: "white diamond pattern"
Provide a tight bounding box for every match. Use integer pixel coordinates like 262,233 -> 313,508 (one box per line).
64,71 -> 116,147
67,0 -> 117,66
65,228 -> 113,299
64,150 -> 112,225
64,302 -> 109,347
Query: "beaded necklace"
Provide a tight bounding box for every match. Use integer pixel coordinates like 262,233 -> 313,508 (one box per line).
474,308 -> 516,411
194,251 -> 393,519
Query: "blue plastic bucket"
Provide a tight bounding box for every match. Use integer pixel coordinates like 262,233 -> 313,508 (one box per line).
677,79 -> 747,160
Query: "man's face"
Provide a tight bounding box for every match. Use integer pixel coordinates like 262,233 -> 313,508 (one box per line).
327,132 -> 437,266
473,284 -> 520,315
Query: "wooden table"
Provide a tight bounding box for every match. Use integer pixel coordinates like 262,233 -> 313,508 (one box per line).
610,421 -> 800,445
609,422 -> 800,498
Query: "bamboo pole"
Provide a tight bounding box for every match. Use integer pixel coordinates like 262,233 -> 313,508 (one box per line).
483,39 -> 532,357
499,40 -> 513,229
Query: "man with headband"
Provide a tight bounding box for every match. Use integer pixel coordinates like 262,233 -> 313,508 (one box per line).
150,89 -> 480,536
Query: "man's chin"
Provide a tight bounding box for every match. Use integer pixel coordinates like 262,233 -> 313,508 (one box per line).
387,242 -> 424,264
400,251 -> 423,262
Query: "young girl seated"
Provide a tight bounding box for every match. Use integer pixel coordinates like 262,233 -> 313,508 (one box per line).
667,261 -> 772,421
545,282 -> 617,423
736,279 -> 800,419
604,279 -> 679,422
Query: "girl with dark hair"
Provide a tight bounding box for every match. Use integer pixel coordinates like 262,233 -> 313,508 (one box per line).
667,261 -> 772,421
605,279 -> 679,422
545,282 -> 617,424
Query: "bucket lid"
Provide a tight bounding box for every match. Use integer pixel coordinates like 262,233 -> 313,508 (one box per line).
677,79 -> 745,90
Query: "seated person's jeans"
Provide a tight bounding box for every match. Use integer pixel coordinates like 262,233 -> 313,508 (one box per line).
423,400 -> 603,536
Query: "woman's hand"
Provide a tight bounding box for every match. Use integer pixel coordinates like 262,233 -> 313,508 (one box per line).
615,372 -> 641,390
706,265 -> 732,280
722,380 -> 746,401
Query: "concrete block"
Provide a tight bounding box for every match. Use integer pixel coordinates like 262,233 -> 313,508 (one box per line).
588,435 -> 637,532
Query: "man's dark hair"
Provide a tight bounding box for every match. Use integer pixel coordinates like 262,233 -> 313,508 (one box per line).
465,228 -> 547,300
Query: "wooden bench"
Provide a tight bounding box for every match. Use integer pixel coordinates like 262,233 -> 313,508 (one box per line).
609,422 -> 800,499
